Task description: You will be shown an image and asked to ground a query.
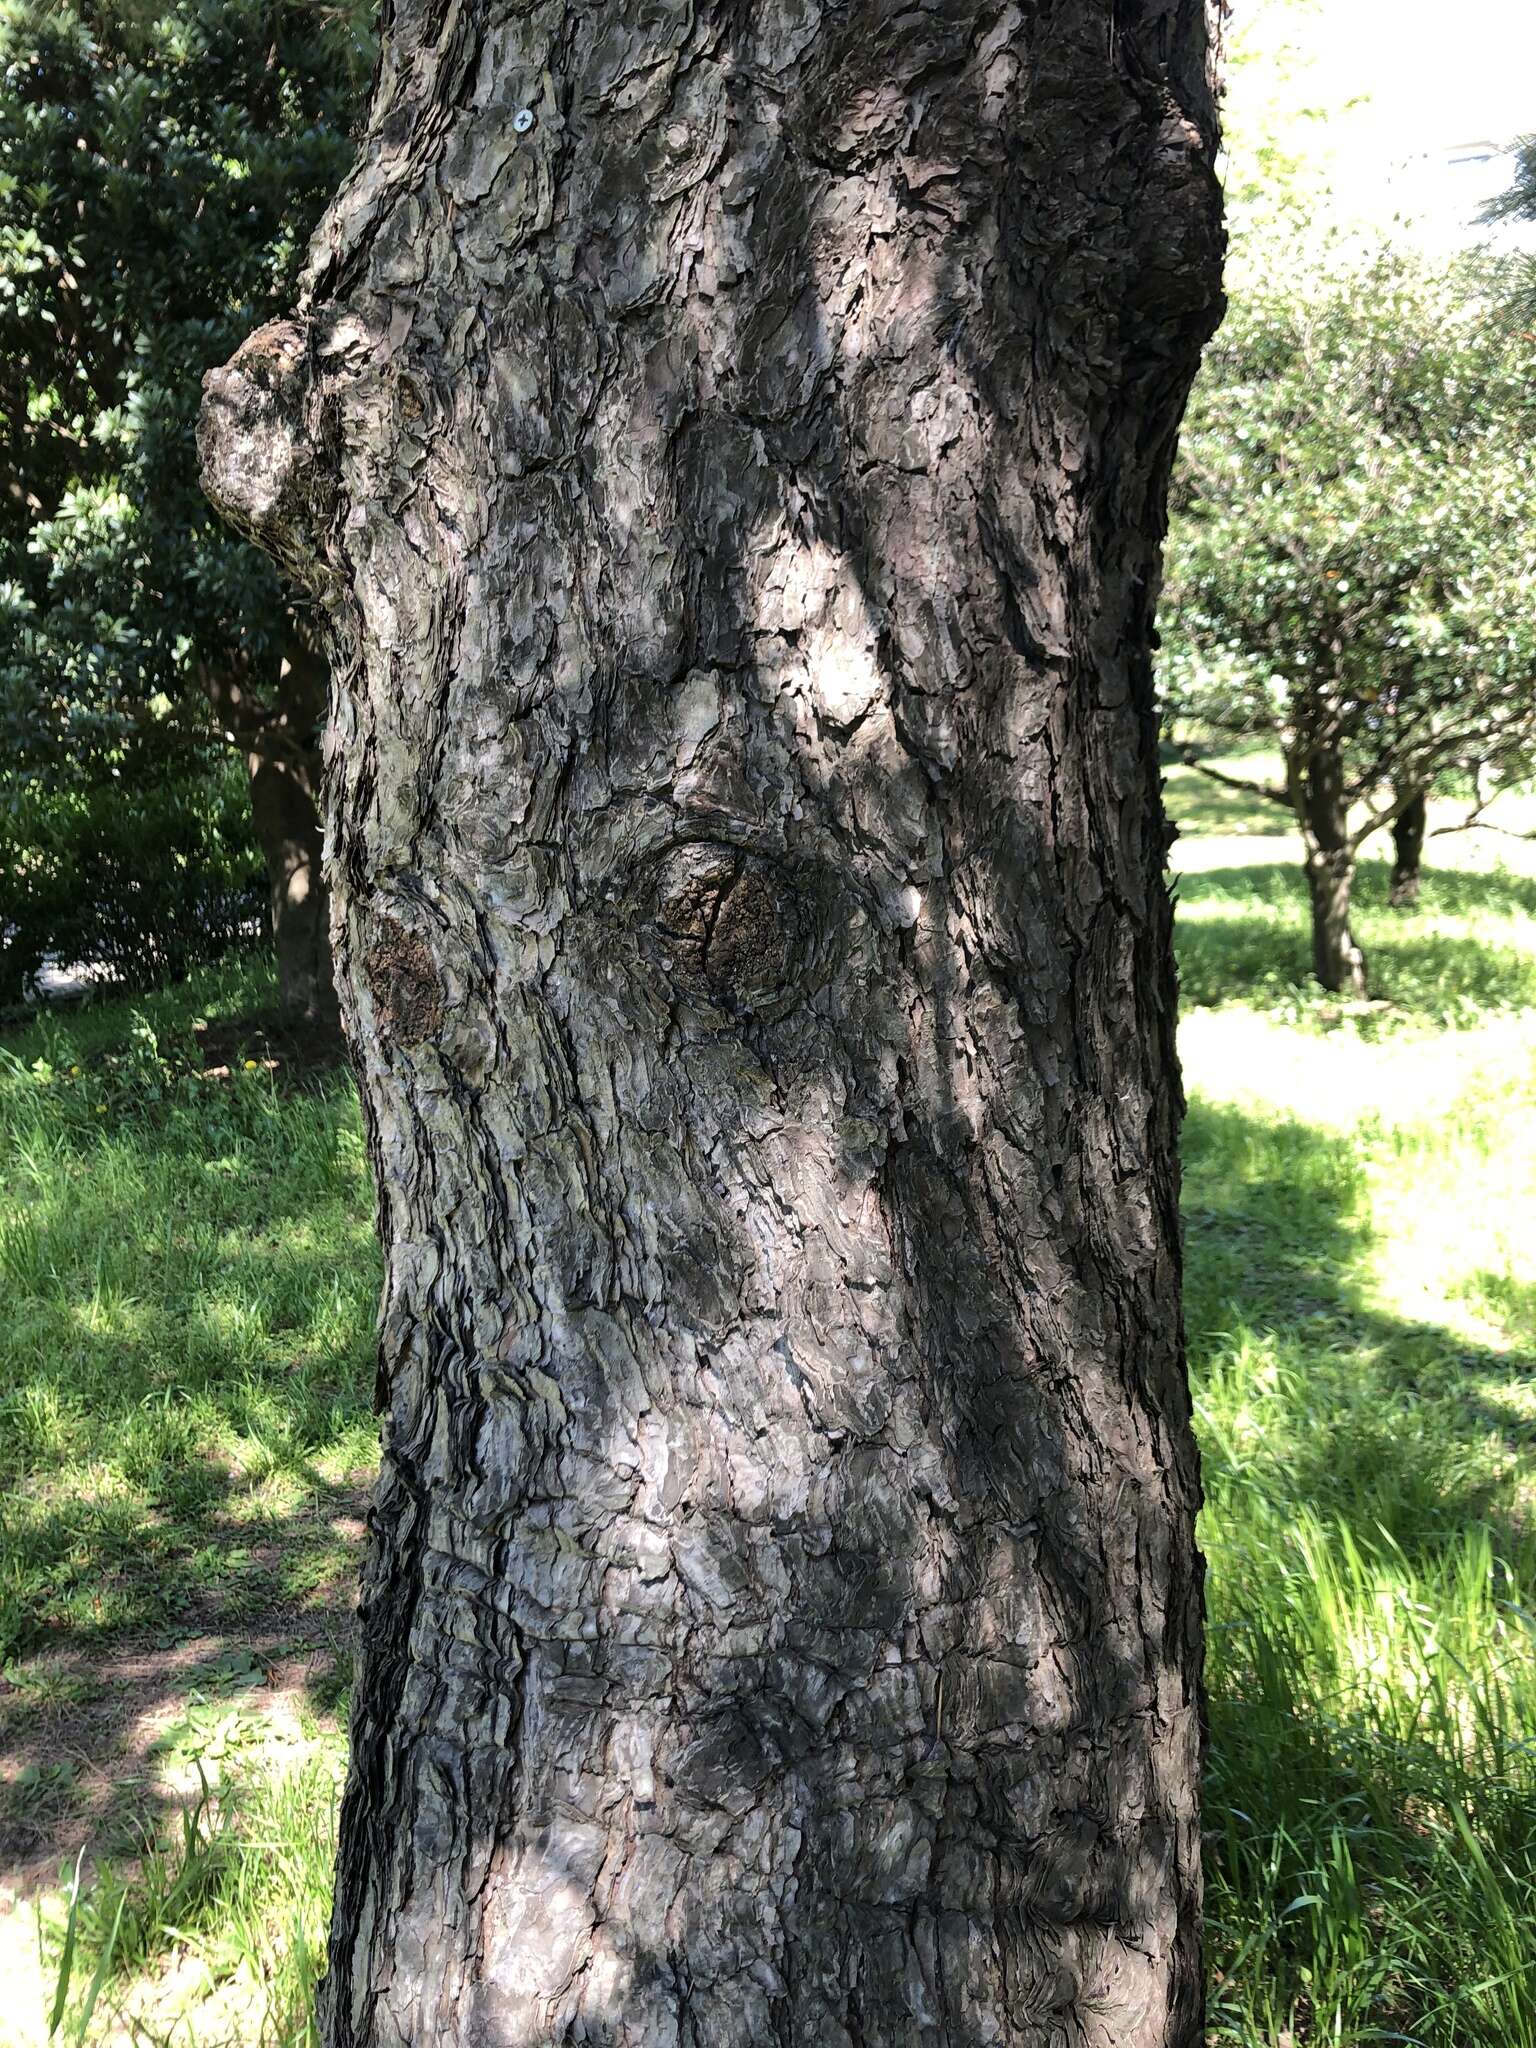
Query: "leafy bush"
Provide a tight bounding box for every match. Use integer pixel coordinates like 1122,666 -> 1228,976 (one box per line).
0,0 -> 370,1007
0,748 -> 264,1000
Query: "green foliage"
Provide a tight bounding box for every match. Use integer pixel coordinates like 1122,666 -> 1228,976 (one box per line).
0,0 -> 369,991
0,0 -> 369,688
1484,134 -> 1536,227
1484,134 -> 1536,320
1162,235 -> 1536,816
1215,0 -> 1337,235
1,742 -> 264,994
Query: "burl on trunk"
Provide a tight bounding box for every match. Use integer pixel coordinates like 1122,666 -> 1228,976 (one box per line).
200,3 -> 1224,2042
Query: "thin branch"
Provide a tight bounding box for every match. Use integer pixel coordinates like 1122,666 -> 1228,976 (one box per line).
1180,752 -> 1293,809
1348,783 -> 1425,850
1429,816 -> 1536,843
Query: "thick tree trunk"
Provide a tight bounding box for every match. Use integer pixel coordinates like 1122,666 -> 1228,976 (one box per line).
1389,788 -> 1427,908
1297,749 -> 1368,998
201,5 -> 1224,2043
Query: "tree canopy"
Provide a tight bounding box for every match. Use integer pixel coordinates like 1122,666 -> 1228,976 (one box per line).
1485,134 -> 1536,227
0,0 -> 369,988
1160,231 -> 1536,991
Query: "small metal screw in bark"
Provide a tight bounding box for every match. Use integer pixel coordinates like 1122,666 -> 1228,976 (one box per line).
513,109 -> 535,134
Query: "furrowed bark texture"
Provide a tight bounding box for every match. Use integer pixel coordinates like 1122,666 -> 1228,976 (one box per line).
201,4 -> 1223,2042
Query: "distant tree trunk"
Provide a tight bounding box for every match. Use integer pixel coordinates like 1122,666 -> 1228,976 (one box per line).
201,3 -> 1225,2042
248,634 -> 336,1023
1296,747 -> 1368,998
1389,788 -> 1427,908
203,634 -> 338,1023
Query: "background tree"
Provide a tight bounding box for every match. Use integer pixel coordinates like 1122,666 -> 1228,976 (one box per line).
1484,130 -> 1536,321
1388,786 -> 1429,908
201,0 -> 1225,2041
1161,237 -> 1536,996
0,0 -> 370,1014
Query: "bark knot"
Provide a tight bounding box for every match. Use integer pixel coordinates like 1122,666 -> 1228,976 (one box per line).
655,847 -> 794,1018
198,318 -> 333,587
1122,103 -> 1226,352
363,917 -> 446,1046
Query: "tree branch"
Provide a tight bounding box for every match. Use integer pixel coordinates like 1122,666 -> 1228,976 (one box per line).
1179,751 -> 1293,809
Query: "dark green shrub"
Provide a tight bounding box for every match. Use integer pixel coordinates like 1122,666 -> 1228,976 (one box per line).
0,749 -> 264,1001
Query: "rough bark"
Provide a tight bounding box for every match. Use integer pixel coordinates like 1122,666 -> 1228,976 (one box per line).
200,4 -> 1224,2043
1389,787 -> 1427,909
1295,748 -> 1368,999
202,632 -> 339,1022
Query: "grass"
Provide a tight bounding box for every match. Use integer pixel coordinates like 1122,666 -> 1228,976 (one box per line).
1188,1088 -> 1536,2042
1173,761 -> 1536,2043
0,959 -> 376,2045
1,780 -> 1534,2043
0,963 -> 379,1663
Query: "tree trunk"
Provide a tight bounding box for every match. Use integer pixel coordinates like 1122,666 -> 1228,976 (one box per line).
1297,749 -> 1368,998
248,634 -> 338,1023
1389,788 -> 1427,908
245,729 -> 334,1020
200,5 -> 1224,2043
202,634 -> 339,1023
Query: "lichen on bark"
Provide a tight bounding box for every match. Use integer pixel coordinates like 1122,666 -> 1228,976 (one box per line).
202,3 -> 1225,2043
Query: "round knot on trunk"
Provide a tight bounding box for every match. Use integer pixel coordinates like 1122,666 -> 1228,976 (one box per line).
654,846 -> 795,1019
363,917 -> 447,1047
198,319 -> 332,587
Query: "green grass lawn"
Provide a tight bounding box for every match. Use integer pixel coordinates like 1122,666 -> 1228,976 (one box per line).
2,775 -> 1535,2045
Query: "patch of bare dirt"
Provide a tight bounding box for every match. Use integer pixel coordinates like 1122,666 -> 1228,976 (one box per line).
192,1009 -> 349,1092
0,1609 -> 355,1903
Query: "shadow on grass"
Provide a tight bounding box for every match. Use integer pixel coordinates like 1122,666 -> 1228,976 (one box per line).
1185,1094 -> 1536,1562
0,1624 -> 353,1879
2,1324 -> 375,1680
0,1325 -> 369,1892
0,1007 -> 378,1908
1186,1095 -> 1536,2041
1176,859 -> 1536,1021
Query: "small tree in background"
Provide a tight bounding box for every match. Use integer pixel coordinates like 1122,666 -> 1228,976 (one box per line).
1161,238 -> 1536,997
0,0 -> 369,1012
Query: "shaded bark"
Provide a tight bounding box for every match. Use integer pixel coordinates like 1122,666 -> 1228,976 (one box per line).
201,3 -> 1224,2042
202,633 -> 339,1022
1389,787 -> 1427,908
1295,748 -> 1368,998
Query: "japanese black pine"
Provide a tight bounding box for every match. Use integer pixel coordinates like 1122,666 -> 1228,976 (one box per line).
201,3 -> 1225,2041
